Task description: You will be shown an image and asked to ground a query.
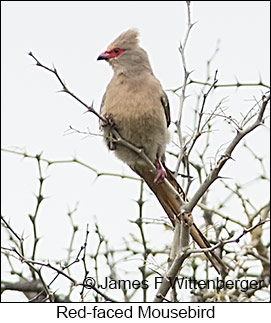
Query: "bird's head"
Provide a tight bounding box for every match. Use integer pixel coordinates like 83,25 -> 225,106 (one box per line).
97,29 -> 138,62
97,29 -> 152,74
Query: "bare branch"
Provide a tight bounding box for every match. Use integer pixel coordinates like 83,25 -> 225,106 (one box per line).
1,215 -> 25,257
154,212 -> 193,302
184,94 -> 270,213
28,52 -> 105,122
1,148 -> 140,181
188,218 -> 270,255
174,0 -> 196,177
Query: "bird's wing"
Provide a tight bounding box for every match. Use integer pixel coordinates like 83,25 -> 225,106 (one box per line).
99,92 -> 106,114
161,92 -> 171,128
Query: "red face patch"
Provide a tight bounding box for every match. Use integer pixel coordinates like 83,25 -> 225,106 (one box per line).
106,48 -> 125,59
97,48 -> 125,61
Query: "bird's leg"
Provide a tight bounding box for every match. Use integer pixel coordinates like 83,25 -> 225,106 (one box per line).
154,159 -> 167,184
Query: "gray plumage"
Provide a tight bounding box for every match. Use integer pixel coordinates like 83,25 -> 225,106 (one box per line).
99,29 -> 170,168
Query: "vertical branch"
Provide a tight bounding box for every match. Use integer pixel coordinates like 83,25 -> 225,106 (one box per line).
135,179 -> 149,302
93,222 -> 104,298
183,72 -> 218,196
28,154 -> 46,280
80,225 -> 90,301
174,1 -> 195,177
66,203 -> 79,277
30,155 -> 45,261
192,40 -> 220,129
168,220 -> 181,302
154,213 -> 192,302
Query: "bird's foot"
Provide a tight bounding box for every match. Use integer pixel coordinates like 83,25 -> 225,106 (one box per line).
154,159 -> 167,184
101,113 -> 117,150
101,113 -> 115,127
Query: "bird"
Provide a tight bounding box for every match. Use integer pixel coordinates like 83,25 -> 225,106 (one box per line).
97,29 -> 227,275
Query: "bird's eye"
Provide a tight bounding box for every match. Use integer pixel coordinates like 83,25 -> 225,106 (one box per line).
113,48 -> 120,53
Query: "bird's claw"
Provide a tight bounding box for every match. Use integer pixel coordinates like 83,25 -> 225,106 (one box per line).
154,159 -> 167,184
101,113 -> 115,127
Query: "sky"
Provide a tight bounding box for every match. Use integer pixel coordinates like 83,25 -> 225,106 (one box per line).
1,1 -> 270,303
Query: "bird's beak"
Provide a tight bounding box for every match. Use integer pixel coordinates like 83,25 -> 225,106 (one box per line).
97,51 -> 110,61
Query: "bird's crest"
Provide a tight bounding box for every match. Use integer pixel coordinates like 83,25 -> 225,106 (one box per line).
108,29 -> 139,51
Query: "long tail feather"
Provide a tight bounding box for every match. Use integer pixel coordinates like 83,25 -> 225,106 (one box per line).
132,164 -> 228,276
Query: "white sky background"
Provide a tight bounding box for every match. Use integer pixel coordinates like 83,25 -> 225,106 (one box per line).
1,1 -> 270,302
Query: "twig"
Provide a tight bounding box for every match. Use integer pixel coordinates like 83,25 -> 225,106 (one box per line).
1,215 -> 25,257
66,203 -> 80,277
93,223 -> 104,298
28,52 -> 105,122
3,247 -> 77,285
81,282 -> 118,303
188,218 -> 270,255
29,154 -> 46,264
170,79 -> 270,93
80,225 -> 90,301
246,250 -> 270,266
178,71 -> 219,195
198,202 -> 247,227
1,148 -> 140,181
174,0 -> 195,177
184,94 -> 270,213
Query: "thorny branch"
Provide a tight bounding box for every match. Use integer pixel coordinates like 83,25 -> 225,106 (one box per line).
153,217 -> 269,302
174,0 -> 196,177
171,79 -> 270,93
187,218 -> 270,255
1,219 -> 118,302
184,93 -> 270,213
1,216 -> 25,258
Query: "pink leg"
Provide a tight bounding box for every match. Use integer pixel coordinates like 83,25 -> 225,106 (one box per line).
154,159 -> 167,184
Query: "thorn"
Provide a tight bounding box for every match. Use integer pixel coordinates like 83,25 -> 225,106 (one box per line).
258,72 -> 263,84
234,75 -> 241,87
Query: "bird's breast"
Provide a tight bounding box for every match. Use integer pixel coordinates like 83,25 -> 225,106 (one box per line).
100,77 -> 169,164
